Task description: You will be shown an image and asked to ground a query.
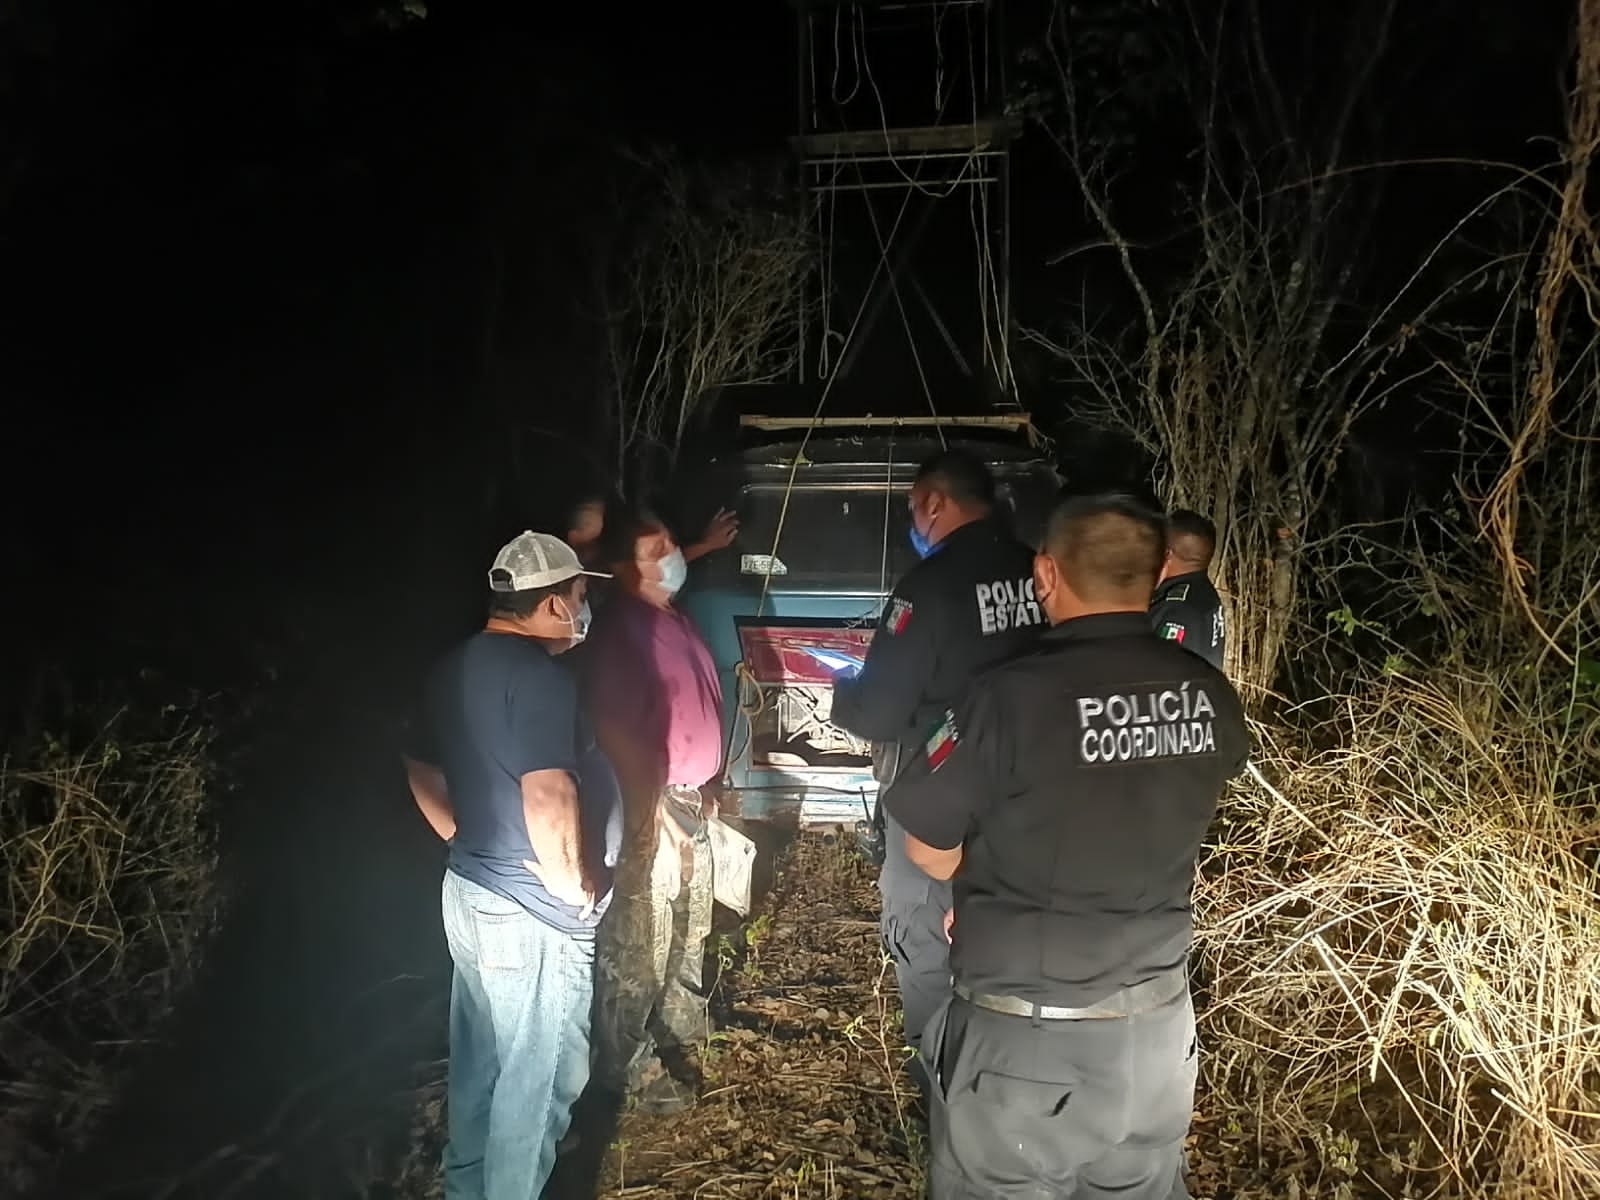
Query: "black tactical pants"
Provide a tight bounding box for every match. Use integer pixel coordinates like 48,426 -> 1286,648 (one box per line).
923,972 -> 1198,1200
878,812 -> 953,1094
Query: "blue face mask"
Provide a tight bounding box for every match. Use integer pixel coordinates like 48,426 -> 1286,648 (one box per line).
908,525 -> 935,559
656,548 -> 688,598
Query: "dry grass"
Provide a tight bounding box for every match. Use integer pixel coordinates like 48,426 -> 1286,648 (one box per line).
0,713 -> 220,1194
1195,660 -> 1600,1199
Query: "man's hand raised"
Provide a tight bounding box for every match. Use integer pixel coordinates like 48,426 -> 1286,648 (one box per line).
684,508 -> 740,563
699,507 -> 740,551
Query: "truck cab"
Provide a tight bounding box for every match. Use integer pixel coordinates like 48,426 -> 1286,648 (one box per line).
679,415 -> 1060,826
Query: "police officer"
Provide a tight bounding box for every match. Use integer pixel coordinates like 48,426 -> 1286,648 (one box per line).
829,448 -> 1045,1092
1151,508 -> 1226,671
886,493 -> 1248,1200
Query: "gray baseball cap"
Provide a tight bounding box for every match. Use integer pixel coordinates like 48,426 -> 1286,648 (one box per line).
488,531 -> 611,593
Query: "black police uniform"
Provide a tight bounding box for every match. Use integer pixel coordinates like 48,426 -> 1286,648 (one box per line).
1150,570 -> 1226,671
830,515 -> 1044,1072
885,612 -> 1248,1200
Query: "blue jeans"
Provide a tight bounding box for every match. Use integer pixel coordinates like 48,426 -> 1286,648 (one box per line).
440,870 -> 594,1200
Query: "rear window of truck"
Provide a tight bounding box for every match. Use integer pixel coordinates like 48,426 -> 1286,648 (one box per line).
704,473 -> 1054,593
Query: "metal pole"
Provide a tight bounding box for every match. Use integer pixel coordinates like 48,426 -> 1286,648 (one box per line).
994,0 -> 1014,401
796,6 -> 811,385
809,176 -> 998,193
1000,149 -> 1013,400
993,0 -> 1008,110
802,147 -> 1008,167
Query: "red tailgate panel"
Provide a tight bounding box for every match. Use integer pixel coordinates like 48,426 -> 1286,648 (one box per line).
737,623 -> 875,686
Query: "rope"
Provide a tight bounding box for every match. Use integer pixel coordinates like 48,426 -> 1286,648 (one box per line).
830,5 -> 862,107
858,157 -> 946,447
961,3 -> 1014,400
755,169 -> 920,621
718,658 -> 765,798
758,3 -> 971,620
816,148 -> 842,380
720,3 -> 984,789
878,433 -> 896,598
859,3 -> 982,201
728,184 -> 912,782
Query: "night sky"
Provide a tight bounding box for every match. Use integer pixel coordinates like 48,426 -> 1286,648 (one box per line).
1,0 -> 1574,683
6,2 -> 793,682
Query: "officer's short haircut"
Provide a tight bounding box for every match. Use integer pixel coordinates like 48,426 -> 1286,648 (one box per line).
1043,493 -> 1166,604
914,449 -> 996,509
1166,508 -> 1217,565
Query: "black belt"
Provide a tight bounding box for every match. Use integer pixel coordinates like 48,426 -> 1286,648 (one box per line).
954,967 -> 1187,1022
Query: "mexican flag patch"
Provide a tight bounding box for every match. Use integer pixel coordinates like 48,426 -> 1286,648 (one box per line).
1159,621 -> 1187,644
925,709 -> 960,771
886,597 -> 913,635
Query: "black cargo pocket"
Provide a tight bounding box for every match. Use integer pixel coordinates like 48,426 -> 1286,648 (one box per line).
880,911 -> 904,963
881,900 -> 934,967
919,998 -> 956,1100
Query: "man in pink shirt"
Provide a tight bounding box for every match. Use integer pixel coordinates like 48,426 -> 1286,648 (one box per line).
564,489 -> 739,572
581,508 -> 725,1115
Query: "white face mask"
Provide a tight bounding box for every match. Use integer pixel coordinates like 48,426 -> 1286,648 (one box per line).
655,548 -> 688,598
559,596 -> 593,643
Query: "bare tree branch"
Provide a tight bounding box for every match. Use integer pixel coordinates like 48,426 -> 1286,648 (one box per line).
595,152 -> 813,491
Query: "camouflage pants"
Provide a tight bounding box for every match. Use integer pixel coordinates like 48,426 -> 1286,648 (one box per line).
593,787 -> 715,1092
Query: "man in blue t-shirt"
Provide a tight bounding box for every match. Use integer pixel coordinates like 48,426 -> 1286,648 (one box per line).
402,530 -> 623,1200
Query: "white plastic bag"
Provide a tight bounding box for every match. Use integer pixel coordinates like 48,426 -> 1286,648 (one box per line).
707,818 -> 757,917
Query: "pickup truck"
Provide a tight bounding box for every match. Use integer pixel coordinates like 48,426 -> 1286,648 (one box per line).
679,415 -> 1060,826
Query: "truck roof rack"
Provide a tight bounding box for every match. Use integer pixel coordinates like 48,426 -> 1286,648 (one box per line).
738,413 -> 1040,448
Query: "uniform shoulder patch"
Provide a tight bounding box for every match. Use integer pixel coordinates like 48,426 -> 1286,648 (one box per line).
885,597 -> 914,636
1163,583 -> 1191,603
925,709 -> 959,770
1158,621 -> 1187,644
